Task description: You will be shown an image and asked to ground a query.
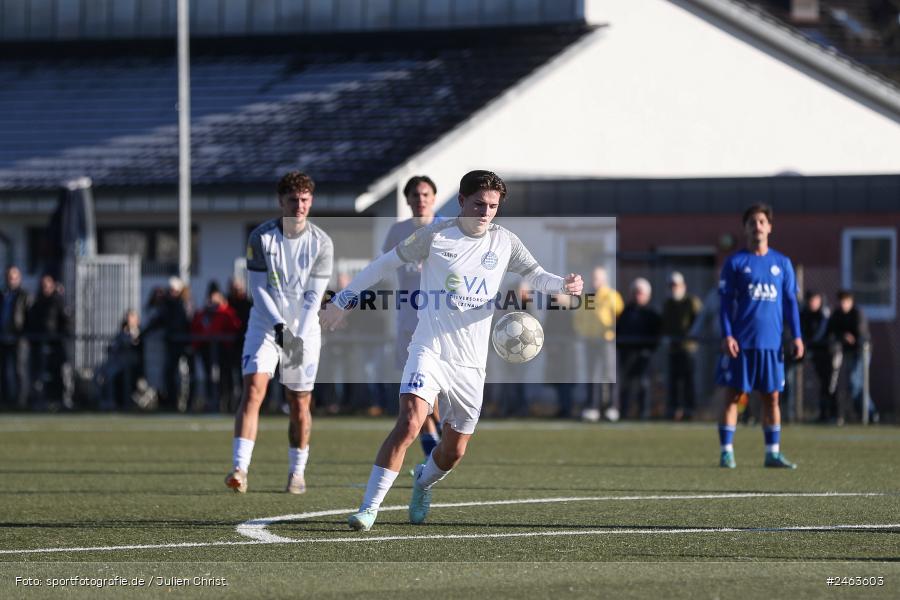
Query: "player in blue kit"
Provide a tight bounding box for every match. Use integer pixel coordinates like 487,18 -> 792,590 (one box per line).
716,204 -> 803,469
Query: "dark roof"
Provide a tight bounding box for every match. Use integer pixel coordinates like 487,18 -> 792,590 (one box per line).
0,26 -> 591,192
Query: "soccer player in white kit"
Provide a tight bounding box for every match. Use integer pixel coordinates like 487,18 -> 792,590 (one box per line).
225,171 -> 333,494
322,170 -> 583,531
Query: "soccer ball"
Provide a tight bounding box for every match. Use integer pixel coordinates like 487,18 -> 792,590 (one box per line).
491,311 -> 544,364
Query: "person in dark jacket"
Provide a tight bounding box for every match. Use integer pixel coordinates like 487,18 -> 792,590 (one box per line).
144,277 -> 191,411
799,291 -> 836,422
25,274 -> 71,408
661,271 -> 702,420
0,265 -> 30,409
827,290 -> 874,422
617,278 -> 662,419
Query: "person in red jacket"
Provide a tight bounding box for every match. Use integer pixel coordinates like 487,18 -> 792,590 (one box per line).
192,283 -> 242,412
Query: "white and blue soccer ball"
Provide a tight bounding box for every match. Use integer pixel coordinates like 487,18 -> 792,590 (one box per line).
491,311 -> 544,364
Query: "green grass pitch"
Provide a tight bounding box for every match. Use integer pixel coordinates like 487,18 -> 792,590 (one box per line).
0,416 -> 898,599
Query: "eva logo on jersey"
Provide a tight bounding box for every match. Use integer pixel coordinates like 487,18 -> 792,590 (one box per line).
445,273 -> 489,295
747,282 -> 779,302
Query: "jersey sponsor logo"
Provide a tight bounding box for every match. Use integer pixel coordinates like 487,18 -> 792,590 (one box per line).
481,251 -> 499,270
246,245 -> 254,260
748,282 -> 779,301
445,273 -> 489,295
403,232 -> 417,246
770,265 -> 781,276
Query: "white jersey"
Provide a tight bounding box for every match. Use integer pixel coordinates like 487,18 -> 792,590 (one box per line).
396,219 -> 552,368
245,218 -> 333,338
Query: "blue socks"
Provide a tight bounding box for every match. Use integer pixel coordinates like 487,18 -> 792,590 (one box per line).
718,425 -> 736,452
420,432 -> 440,458
764,425 -> 781,454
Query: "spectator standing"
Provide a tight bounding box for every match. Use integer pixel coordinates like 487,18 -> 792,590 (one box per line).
799,291 -> 835,422
827,290 -> 874,423
159,277 -> 191,411
661,271 -> 702,420
227,278 -> 252,404
26,274 -> 71,409
574,266 -> 623,422
192,283 -> 242,412
0,266 -> 29,409
617,278 -> 662,419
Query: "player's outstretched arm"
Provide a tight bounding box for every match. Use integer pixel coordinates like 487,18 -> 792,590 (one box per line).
320,248 -> 405,332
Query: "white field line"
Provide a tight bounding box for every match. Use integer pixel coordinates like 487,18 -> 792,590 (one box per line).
1,492 -> 896,556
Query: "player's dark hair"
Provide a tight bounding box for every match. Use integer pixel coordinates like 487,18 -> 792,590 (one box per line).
403,175 -> 437,197
459,170 -> 508,202
277,171 -> 315,196
742,203 -> 773,226
837,289 -> 854,300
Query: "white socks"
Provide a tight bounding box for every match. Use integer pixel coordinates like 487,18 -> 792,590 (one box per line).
233,438 -> 310,475
289,446 -> 310,475
232,437 -> 255,472
416,454 -> 451,490
359,466 -> 400,512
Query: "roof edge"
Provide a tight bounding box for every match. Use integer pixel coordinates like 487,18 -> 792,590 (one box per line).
679,0 -> 900,116
354,24 -> 606,212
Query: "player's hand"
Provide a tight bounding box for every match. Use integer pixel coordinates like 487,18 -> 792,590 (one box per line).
320,302 -> 349,332
722,336 -> 740,358
844,333 -> 856,346
563,273 -> 583,295
281,328 -> 304,369
792,337 -> 804,360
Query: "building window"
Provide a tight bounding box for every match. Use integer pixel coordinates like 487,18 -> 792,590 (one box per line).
841,228 -> 897,321
98,227 -> 198,276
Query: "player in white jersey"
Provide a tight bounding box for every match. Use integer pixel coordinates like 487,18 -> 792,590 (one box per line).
322,170 -> 583,531
225,171 -> 334,494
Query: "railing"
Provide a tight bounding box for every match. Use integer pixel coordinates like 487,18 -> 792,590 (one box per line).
0,331 -> 877,423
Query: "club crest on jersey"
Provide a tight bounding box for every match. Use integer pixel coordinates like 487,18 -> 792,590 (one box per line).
770,265 -> 781,276
748,282 -> 779,301
481,251 -> 499,270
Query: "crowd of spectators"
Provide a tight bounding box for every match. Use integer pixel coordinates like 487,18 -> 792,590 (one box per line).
0,262 -> 877,422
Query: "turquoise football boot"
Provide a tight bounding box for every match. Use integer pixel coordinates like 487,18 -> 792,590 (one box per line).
348,509 -> 378,531
408,463 -> 433,524
764,452 -> 797,469
720,450 -> 736,469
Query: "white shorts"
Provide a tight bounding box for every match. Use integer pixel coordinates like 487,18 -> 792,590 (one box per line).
241,328 -> 321,392
399,343 -> 486,435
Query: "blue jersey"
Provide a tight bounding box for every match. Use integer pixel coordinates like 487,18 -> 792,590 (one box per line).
719,248 -> 801,350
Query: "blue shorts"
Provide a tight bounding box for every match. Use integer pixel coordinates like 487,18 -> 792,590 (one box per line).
715,348 -> 785,394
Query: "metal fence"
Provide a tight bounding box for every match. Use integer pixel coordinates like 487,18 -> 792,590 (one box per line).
74,255 -> 141,372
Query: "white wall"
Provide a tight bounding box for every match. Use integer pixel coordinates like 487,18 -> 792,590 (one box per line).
375,0 -> 900,198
